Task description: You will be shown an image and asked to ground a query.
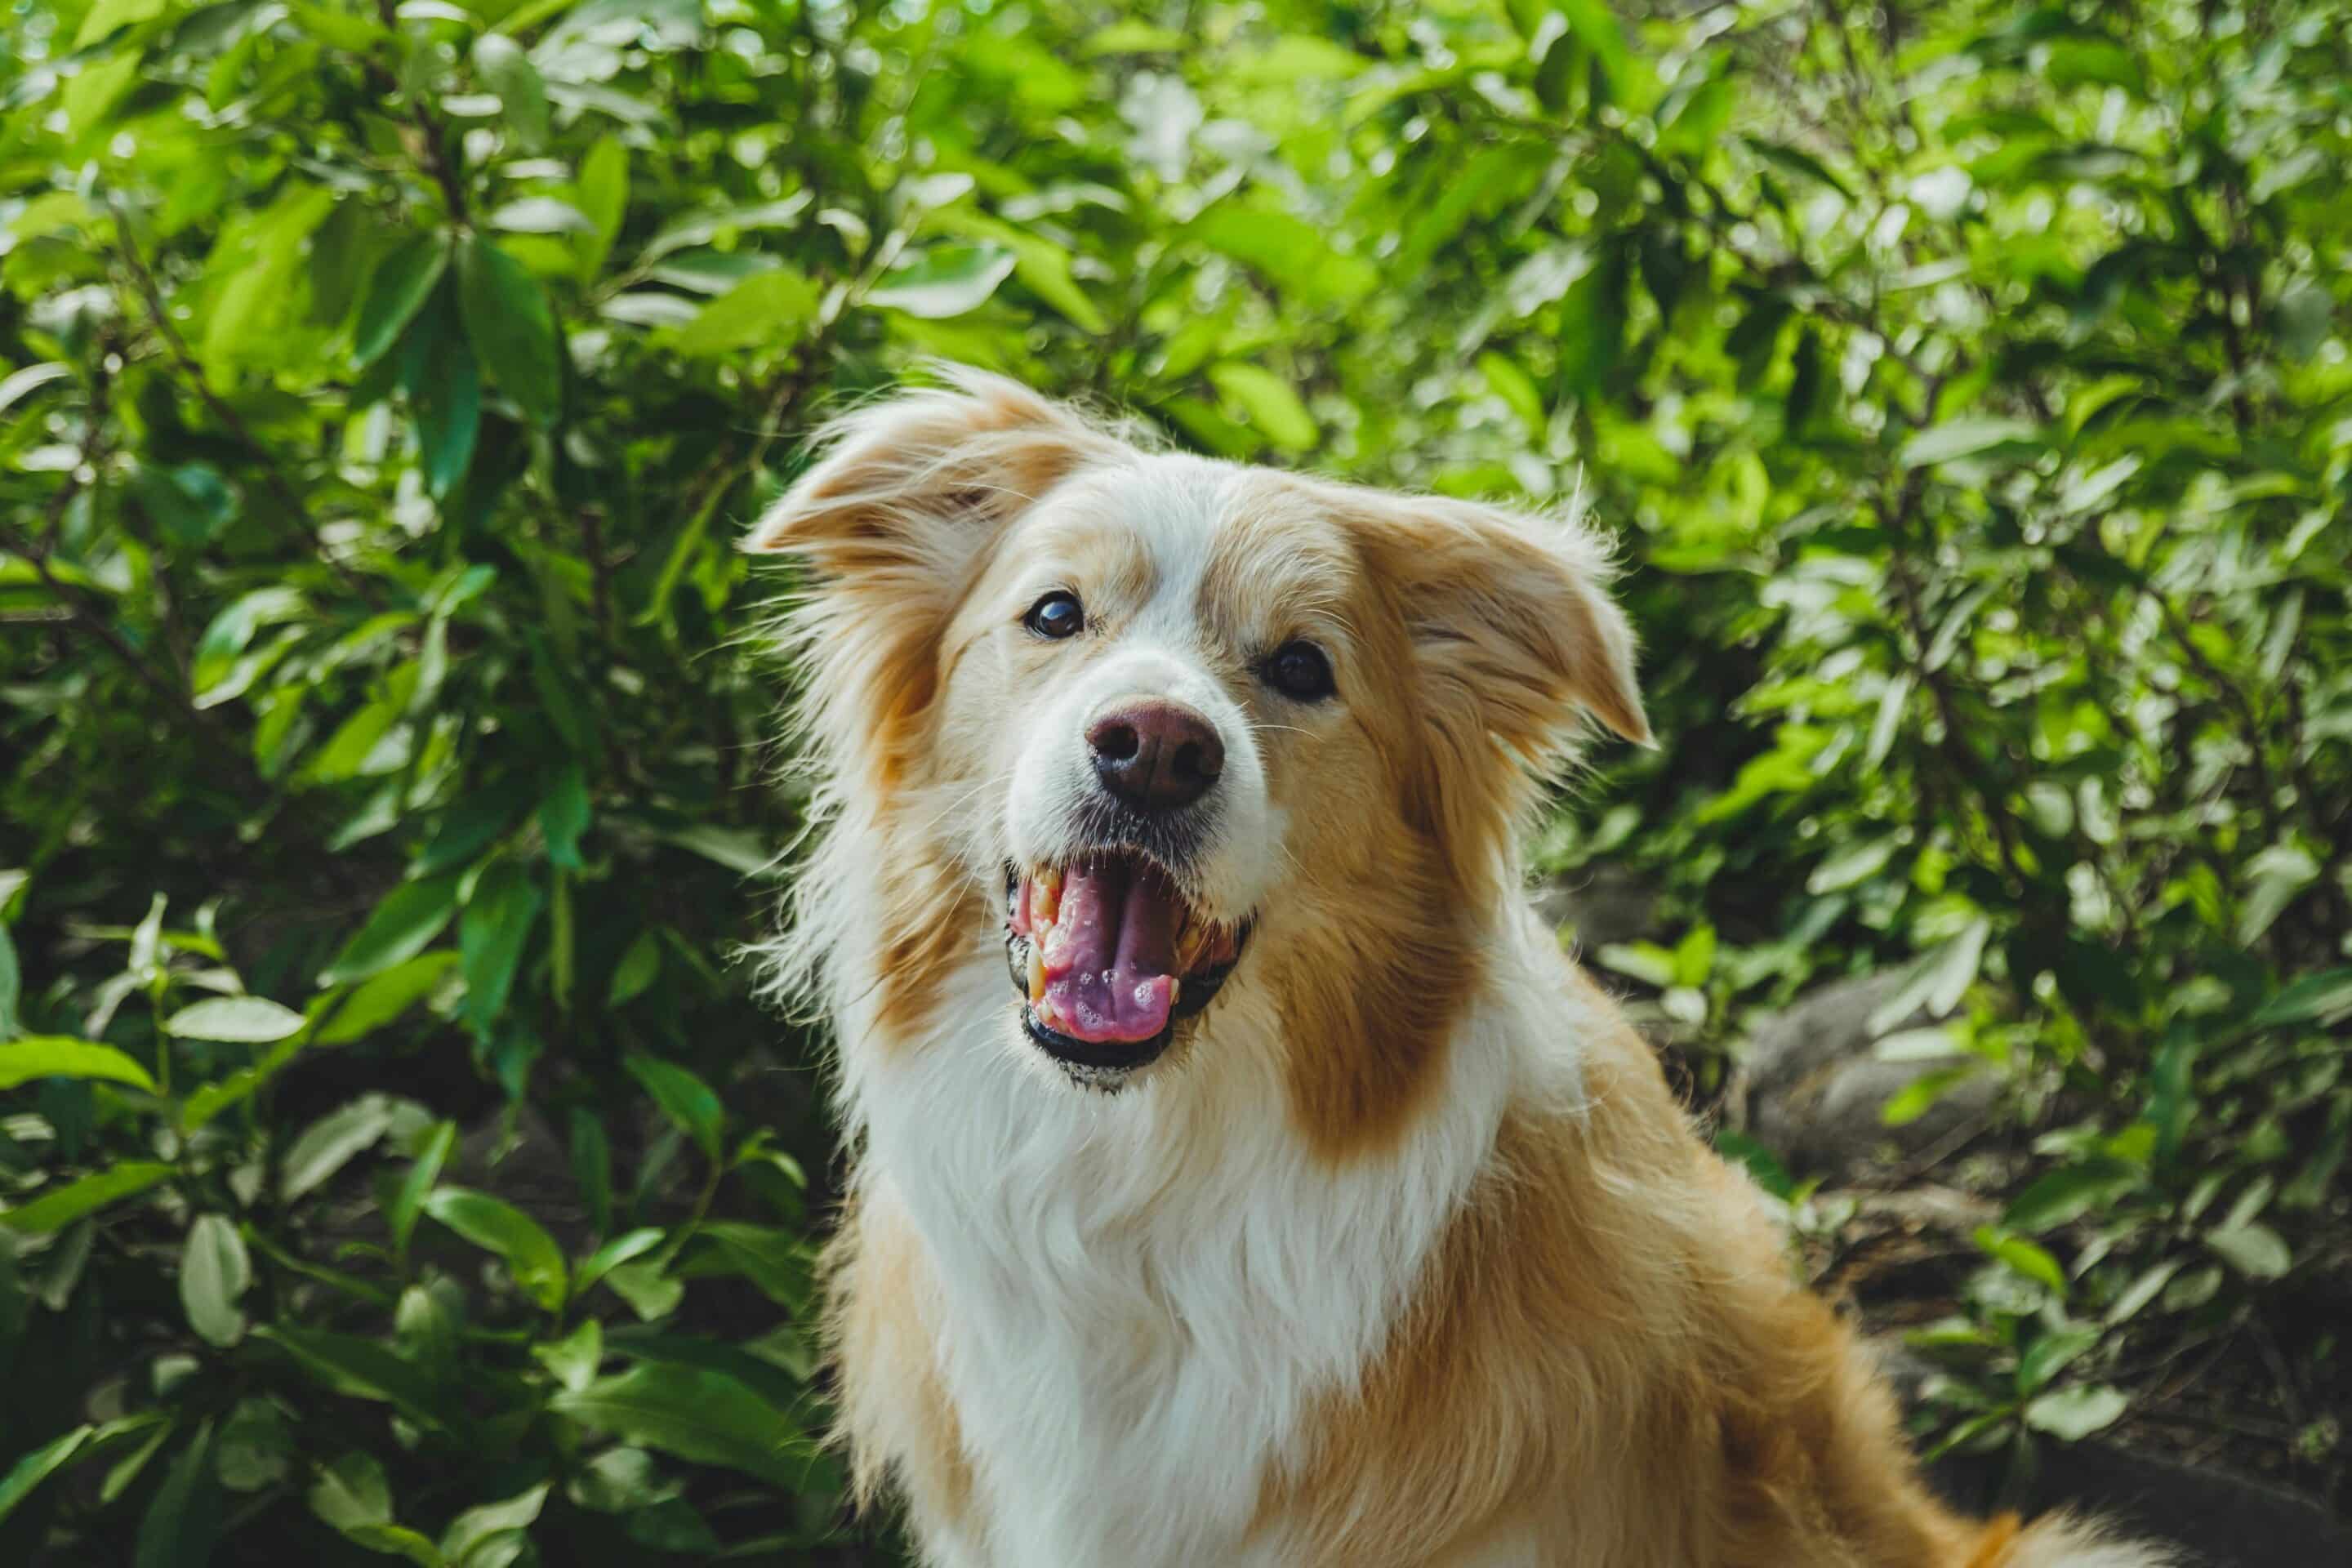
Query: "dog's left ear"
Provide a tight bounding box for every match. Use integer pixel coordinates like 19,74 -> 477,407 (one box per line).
1351,489 -> 1650,758
744,365 -> 1111,588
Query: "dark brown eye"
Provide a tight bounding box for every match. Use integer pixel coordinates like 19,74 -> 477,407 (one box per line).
1024,590 -> 1085,639
1263,640 -> 1334,702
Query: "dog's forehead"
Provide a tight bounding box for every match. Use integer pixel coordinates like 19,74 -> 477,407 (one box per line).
1025,457 -> 1361,642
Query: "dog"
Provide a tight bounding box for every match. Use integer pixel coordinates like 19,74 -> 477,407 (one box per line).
747,368 -> 2170,1567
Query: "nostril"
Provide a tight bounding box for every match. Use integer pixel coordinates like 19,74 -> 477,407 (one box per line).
1093,722 -> 1140,763
1171,740 -> 1215,781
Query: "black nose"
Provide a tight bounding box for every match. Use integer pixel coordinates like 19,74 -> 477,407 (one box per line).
1087,701 -> 1225,813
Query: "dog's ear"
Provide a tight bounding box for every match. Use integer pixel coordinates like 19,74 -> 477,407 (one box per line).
744,366 -> 1110,589
747,368 -> 1113,790
1351,488 -> 1650,760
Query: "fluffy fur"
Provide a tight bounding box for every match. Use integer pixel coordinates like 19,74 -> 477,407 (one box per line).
747,368 -> 2171,1568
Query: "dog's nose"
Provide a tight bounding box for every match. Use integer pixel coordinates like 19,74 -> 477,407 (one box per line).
1088,701 -> 1224,813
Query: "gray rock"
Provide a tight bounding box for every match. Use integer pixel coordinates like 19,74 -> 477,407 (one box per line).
1736,970 -> 1996,1179
1531,863 -> 1662,952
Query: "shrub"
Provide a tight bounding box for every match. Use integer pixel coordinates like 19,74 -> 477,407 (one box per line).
2,0 -> 2345,1560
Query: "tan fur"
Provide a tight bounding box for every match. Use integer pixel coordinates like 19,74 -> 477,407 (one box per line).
755,371 -> 2166,1568
1261,991 -> 1989,1566
825,1197 -> 974,1526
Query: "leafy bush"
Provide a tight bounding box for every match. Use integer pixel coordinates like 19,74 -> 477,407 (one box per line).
2,0 -> 2345,1560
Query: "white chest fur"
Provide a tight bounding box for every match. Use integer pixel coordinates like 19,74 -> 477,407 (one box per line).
842,944 -> 1546,1567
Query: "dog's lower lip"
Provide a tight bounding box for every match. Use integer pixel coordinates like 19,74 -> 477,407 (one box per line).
1020,1007 -> 1170,1072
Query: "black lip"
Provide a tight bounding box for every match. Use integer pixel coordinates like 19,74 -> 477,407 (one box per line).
1020,1008 -> 1173,1074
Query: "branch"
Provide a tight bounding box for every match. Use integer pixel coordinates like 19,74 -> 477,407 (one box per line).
113,209 -> 379,599
0,537 -> 194,715
114,218 -> 320,534
368,0 -> 470,225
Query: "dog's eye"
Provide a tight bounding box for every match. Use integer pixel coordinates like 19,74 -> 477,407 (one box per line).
1023,590 -> 1085,640
1263,640 -> 1335,702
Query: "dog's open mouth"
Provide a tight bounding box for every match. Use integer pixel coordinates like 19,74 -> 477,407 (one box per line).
1003,855 -> 1249,1076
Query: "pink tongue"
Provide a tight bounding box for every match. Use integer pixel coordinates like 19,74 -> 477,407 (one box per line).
1036,860 -> 1180,1044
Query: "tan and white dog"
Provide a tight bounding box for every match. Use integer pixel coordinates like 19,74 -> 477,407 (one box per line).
748,368 -> 2165,1568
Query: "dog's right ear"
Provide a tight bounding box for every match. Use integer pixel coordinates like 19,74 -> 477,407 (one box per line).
744,366 -> 1110,593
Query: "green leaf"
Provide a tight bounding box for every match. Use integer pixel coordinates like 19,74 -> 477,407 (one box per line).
460,865 -> 543,1043
651,824 -> 776,878
389,1120 -> 457,1255
1205,363 -> 1317,452
2023,1384 -> 2129,1441
421,1187 -> 568,1311
135,1423 -> 221,1568
625,1055 -> 722,1162
532,1319 -> 602,1393
2204,1223 -> 2292,1281
1557,240 -> 1631,400
416,777 -> 534,877
317,952 -> 461,1045
399,289 -> 482,500
607,931 -> 660,1007
2017,1325 -> 2101,1393
2103,1259 -> 2184,1325
1,1162 -> 175,1234
1975,1227 -> 2068,1294
537,763 -> 590,871
310,1451 -> 394,1533
574,1227 -> 665,1301
640,195 -> 813,263
0,363 -> 72,417
487,198 -> 595,235
1477,351 -> 1546,436
457,236 -> 564,429
567,142 -> 627,284
570,1108 -> 615,1236
179,1214 -> 251,1348
1898,418 -> 2043,467
549,1365 -> 808,1486
260,1328 -> 460,1431
321,875 -> 462,987
0,926 -> 15,1043
352,235 -> 450,368
866,243 -> 1018,318
2004,1158 -> 2143,1233
76,0 -> 170,43
1806,837 -> 1897,895
281,1094 -> 397,1200
663,269 -> 822,357
214,1399 -> 292,1493
471,34 -> 549,149
599,1260 -> 684,1321
2236,844 -> 2322,947
1189,206 -> 1376,305
1744,136 -> 1855,198
1868,918 -> 1991,1031
0,1036 -> 158,1094
0,1426 -> 94,1527
163,996 -> 306,1044
1880,1064 -> 1980,1128
440,1483 -> 546,1568
346,1525 -> 446,1567
179,1036 -> 305,1133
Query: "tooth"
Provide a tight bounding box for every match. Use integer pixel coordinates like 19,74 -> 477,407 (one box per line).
1027,941 -> 1046,1002
1033,866 -> 1061,925
1168,978 -> 1182,1007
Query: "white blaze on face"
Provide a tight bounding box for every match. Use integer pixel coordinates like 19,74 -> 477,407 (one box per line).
999,460 -> 1280,932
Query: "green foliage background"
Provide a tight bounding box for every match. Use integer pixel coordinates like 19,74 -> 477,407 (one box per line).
2,0 -> 2348,1560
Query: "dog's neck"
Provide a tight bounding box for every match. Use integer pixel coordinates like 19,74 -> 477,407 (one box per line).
833,887 -> 1591,1564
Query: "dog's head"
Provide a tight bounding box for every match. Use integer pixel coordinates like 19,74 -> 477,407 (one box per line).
752,370 -> 1644,1142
